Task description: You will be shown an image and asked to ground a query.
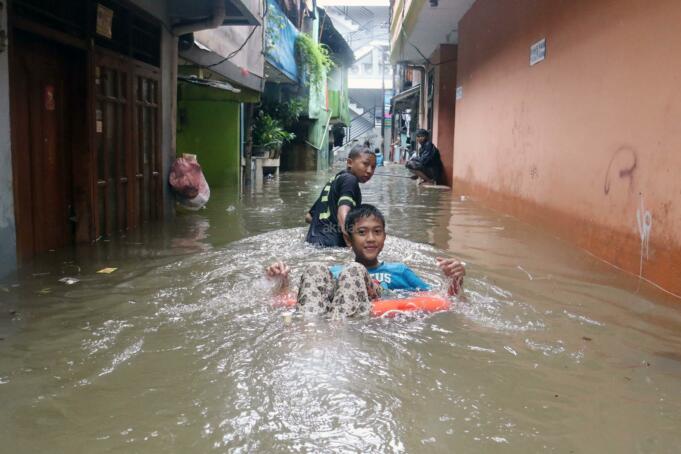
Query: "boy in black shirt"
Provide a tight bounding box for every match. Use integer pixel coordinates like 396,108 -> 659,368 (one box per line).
305,145 -> 377,247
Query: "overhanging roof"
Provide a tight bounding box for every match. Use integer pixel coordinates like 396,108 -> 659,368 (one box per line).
178,76 -> 261,103
179,41 -> 265,92
178,75 -> 240,93
169,0 -> 259,27
390,0 -> 475,64
391,84 -> 420,111
318,7 -> 355,66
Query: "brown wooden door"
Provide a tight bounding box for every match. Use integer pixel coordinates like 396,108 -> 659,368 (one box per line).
94,51 -> 132,238
131,63 -> 162,227
10,32 -> 83,259
93,51 -> 162,239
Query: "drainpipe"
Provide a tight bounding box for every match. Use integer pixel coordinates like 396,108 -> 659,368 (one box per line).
406,63 -> 426,134
172,0 -> 226,36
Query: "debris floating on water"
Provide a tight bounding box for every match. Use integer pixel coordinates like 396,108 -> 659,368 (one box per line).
58,277 -> 80,285
226,205 -> 236,212
517,265 -> 534,280
97,268 -> 118,274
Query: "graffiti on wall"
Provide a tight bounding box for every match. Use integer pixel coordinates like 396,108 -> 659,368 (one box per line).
603,146 -> 637,195
636,193 -> 653,279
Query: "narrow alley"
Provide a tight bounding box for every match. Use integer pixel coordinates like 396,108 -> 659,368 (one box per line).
1,0 -> 681,452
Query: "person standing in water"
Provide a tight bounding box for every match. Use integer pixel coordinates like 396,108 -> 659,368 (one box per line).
305,145 -> 377,247
405,129 -> 444,185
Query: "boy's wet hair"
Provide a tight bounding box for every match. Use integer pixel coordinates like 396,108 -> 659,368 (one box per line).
347,144 -> 375,160
415,128 -> 430,138
345,204 -> 386,236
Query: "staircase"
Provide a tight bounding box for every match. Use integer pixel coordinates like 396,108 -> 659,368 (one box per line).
348,100 -> 364,116
348,107 -> 376,143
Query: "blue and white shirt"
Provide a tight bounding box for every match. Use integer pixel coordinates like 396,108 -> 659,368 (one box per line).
329,262 -> 430,291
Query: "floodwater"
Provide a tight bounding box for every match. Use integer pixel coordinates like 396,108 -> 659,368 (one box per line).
1,166 -> 681,453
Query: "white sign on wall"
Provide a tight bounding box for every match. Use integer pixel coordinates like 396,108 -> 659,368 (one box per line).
530,38 -> 546,66
456,86 -> 463,101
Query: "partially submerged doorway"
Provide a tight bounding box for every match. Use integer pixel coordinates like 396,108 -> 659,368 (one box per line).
10,31 -> 86,260
8,0 -> 164,263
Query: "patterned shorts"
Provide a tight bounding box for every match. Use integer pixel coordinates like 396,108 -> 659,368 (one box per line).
296,262 -> 381,318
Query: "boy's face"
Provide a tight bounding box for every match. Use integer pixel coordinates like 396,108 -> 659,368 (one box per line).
346,215 -> 385,267
416,135 -> 427,145
346,153 -> 377,183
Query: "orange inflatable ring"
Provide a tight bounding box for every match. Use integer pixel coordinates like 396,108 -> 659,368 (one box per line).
274,292 -> 451,317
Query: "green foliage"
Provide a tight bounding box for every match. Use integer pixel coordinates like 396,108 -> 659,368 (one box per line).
296,33 -> 334,89
252,112 -> 295,150
260,99 -> 304,129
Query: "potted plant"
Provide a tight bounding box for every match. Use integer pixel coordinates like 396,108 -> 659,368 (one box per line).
252,111 -> 295,159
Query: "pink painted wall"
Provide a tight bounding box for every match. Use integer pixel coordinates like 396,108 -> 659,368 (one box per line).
453,0 -> 681,296
430,44 -> 458,186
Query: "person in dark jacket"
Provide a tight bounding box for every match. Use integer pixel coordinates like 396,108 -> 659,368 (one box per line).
405,129 -> 444,185
332,122 -> 346,147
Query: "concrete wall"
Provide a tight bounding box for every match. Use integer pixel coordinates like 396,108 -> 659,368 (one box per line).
160,29 -> 177,220
389,0 -> 423,59
454,0 -> 681,296
0,1 -> 17,279
429,44 -> 457,186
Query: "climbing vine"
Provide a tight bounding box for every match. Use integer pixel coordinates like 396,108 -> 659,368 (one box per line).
295,33 -> 334,89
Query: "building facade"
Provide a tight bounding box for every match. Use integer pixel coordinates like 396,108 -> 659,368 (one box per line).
391,0 -> 681,297
0,0 -> 257,277
177,0 -> 265,190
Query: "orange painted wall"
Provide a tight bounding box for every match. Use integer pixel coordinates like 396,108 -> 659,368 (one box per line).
430,44 -> 458,186
453,0 -> 681,297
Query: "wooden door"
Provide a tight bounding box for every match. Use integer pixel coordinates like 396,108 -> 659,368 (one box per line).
131,63 -> 162,227
94,52 -> 132,238
93,51 -> 162,239
10,32 -> 83,259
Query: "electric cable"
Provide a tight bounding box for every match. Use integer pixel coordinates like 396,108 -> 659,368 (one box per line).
399,27 -> 458,66
206,25 -> 259,67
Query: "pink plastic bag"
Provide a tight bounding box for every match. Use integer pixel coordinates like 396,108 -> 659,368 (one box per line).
169,154 -> 210,210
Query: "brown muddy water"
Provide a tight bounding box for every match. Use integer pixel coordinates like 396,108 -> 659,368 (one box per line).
1,165 -> 680,453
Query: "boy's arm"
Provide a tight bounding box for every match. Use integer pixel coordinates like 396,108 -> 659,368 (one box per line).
306,198 -> 322,224
336,174 -> 360,244
338,205 -> 351,244
436,257 -> 465,295
265,261 -> 290,293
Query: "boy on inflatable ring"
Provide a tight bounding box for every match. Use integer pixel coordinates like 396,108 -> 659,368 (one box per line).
266,204 -> 465,317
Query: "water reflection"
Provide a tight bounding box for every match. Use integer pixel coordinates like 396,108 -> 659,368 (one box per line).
0,166 -> 680,452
